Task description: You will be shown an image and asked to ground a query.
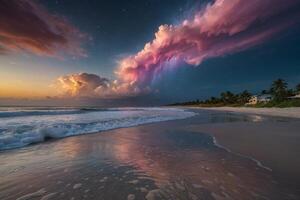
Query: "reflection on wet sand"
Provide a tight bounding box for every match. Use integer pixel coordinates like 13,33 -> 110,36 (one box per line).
0,111 -> 299,200
108,125 -> 298,200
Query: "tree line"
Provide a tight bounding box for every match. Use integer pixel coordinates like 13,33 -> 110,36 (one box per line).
170,79 -> 300,107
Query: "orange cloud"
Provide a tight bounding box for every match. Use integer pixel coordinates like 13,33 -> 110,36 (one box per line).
55,73 -> 150,98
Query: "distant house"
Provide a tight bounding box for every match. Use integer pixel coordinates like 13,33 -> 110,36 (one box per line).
288,93 -> 300,99
247,95 -> 258,105
258,94 -> 272,103
246,94 -> 272,105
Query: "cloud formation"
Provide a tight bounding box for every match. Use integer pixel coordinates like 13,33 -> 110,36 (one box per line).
56,0 -> 300,98
56,73 -> 150,98
117,0 -> 300,85
0,0 -> 87,57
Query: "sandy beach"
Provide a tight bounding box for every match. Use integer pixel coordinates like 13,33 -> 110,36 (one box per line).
0,109 -> 300,200
189,106 -> 300,119
186,107 -> 300,184
186,107 -> 300,182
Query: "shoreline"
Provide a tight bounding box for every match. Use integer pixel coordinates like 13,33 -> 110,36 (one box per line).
1,110 -> 300,199
0,107 -> 196,152
183,106 -> 300,119
0,116 -> 193,153
211,136 -> 273,172
187,120 -> 300,184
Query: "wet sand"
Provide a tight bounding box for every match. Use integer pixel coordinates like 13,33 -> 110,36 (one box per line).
0,110 -> 299,200
187,121 -> 300,184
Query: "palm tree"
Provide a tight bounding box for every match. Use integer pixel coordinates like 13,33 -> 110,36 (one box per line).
238,90 -> 252,104
296,84 -> 300,94
221,91 -> 236,104
270,79 -> 288,102
210,96 -> 221,104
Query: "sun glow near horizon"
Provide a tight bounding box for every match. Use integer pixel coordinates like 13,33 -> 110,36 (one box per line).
0,62 -> 58,99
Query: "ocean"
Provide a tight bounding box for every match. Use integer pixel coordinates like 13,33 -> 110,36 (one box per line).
0,107 -> 196,151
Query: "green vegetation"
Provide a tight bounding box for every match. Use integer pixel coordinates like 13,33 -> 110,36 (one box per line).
254,99 -> 300,108
270,79 -> 288,102
169,79 -> 300,108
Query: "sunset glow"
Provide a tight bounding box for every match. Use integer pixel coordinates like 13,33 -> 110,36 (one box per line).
0,0 -> 300,105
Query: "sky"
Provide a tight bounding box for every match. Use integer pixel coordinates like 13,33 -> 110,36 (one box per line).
0,0 -> 300,106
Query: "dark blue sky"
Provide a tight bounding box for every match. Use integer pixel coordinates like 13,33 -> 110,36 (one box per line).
154,27 -> 300,102
40,0 -> 202,79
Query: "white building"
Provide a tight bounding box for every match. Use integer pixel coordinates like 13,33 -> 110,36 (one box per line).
258,94 -> 272,102
288,93 -> 300,99
246,94 -> 272,105
247,95 -> 258,105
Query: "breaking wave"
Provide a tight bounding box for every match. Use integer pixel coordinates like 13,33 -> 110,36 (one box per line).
0,107 -> 196,150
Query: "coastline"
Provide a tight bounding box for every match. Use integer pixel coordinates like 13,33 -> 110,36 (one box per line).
184,106 -> 300,119
1,108 -> 300,199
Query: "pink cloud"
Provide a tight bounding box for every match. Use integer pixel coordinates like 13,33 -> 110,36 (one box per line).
116,0 -> 300,86
55,0 -> 299,98
0,0 -> 88,58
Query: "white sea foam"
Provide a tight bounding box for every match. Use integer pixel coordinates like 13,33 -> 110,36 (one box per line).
212,136 -> 272,171
0,107 -> 196,150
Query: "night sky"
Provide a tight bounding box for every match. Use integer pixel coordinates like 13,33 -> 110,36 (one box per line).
0,0 -> 300,106
39,0 -> 202,78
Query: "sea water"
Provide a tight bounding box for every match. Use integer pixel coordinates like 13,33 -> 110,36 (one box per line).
0,107 -> 196,150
